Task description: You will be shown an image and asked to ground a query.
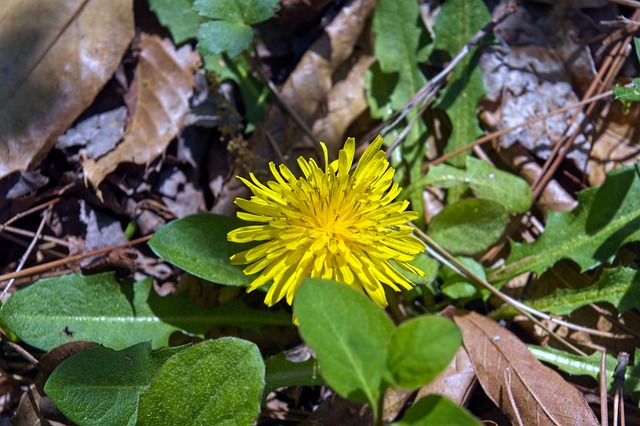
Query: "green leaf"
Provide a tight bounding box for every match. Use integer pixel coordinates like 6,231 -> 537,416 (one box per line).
194,0 -> 279,57
614,78 -> 640,102
370,0 -> 431,222
264,352 -> 324,396
137,337 -> 265,426
294,278 -> 395,412
395,252 -> 439,286
387,316 -> 461,390
149,214 -> 254,286
428,199 -> 508,255
371,0 -> 429,111
521,267 -> 640,316
490,165 -> 640,282
409,157 -> 532,213
194,0 -> 279,24
147,0 -> 201,44
392,394 -> 482,426
0,272 -> 289,351
44,342 -> 183,426
433,0 -> 490,167
198,20 -> 253,58
441,257 -> 486,300
529,345 -> 640,394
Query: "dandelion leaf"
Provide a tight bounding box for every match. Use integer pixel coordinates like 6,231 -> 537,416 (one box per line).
490,165 -> 640,282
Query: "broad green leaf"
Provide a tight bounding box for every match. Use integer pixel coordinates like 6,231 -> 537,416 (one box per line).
490,165 -> 640,282
194,0 -> 279,57
408,156 -> 532,213
372,0 -> 429,111
433,0 -> 490,168
147,0 -> 201,44
294,278 -> 395,412
137,338 -> 264,426
529,345 -> 640,394
194,0 -> 279,24
393,394 -> 481,426
264,352 -> 324,396
441,257 -> 486,300
614,78 -> 640,102
149,214 -> 255,286
387,316 -> 461,390
198,20 -> 253,58
44,342 -> 183,426
0,272 -> 289,351
370,0 -> 431,221
395,252 -> 439,286
509,267 -> 640,316
428,199 -> 508,255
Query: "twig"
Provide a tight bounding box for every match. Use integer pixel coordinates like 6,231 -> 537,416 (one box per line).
0,224 -> 69,248
373,1 -> 518,153
410,224 -> 587,355
0,235 -> 152,286
429,90 -> 613,166
244,49 -> 325,160
0,197 -> 61,229
5,341 -> 39,366
1,208 -> 51,300
601,349 -> 609,426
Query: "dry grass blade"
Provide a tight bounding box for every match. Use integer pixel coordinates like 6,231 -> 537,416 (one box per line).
454,311 -> 599,426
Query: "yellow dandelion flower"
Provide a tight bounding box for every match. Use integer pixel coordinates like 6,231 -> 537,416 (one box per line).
227,136 -> 425,309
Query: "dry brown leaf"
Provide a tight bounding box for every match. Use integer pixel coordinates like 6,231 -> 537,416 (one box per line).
416,346 -> 476,406
0,0 -> 134,180
311,54 -> 376,147
588,101 -> 640,186
252,0 -> 377,158
454,311 -> 599,426
213,0 -> 376,215
82,34 -> 199,190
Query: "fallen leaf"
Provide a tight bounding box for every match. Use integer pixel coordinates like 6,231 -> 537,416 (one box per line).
82,34 -> 199,190
454,311 -> 599,426
0,0 -> 134,179
416,347 -> 476,406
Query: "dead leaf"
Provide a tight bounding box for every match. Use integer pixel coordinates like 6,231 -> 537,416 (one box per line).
0,0 -> 134,179
454,311 -> 599,426
416,346 -> 476,406
82,34 -> 199,190
252,0 -> 377,158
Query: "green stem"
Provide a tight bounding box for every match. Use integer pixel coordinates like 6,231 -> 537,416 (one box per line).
375,392 -> 385,426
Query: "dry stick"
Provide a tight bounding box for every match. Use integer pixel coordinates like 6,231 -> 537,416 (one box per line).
1,224 -> 69,248
601,349 -> 609,426
410,224 -> 588,356
532,17 -> 637,200
1,209 -> 51,300
430,90 -> 614,167
0,235 -> 152,286
0,197 -> 61,229
244,49 -> 325,160
369,1 -> 518,150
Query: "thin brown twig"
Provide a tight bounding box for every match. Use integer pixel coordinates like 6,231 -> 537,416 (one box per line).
429,90 -> 613,167
1,224 -> 69,248
0,235 -> 152,287
0,197 -> 61,229
1,209 -> 51,300
532,15 -> 638,200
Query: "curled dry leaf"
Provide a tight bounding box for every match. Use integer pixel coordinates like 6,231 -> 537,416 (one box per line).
82,34 -> 199,190
453,311 -> 599,426
252,0 -> 377,158
0,0 -> 134,179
